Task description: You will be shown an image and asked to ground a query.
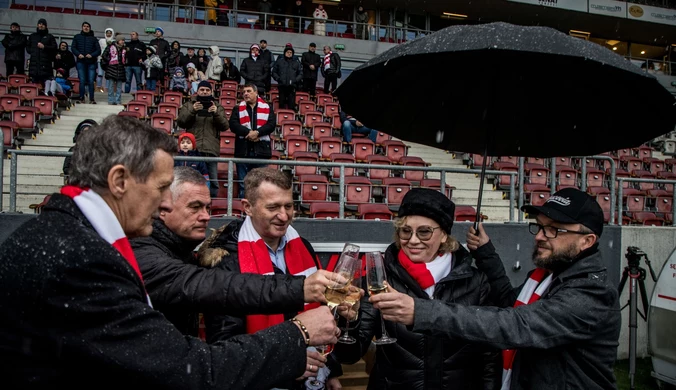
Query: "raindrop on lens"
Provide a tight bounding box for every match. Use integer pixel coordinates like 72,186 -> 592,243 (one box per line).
436,131 -> 444,143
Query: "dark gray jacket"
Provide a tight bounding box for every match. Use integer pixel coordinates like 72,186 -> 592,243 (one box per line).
412,242 -> 620,390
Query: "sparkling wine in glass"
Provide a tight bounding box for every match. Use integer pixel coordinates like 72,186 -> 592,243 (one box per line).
366,251 -> 397,345
324,243 -> 360,310
338,257 -> 363,345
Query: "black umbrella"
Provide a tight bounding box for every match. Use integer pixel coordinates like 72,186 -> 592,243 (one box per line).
336,22 -> 675,224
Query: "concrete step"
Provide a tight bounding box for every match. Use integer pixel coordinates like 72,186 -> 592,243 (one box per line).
2,193 -> 47,213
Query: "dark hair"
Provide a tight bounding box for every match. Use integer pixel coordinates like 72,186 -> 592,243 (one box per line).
73,119 -> 98,143
244,168 -> 291,204
260,39 -> 267,44
11,22 -> 20,28
68,115 -> 176,190
243,83 -> 258,93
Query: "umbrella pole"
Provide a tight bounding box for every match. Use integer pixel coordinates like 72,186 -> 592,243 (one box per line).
474,144 -> 488,232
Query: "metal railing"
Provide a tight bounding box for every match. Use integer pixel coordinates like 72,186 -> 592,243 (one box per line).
617,177 -> 676,224
5,149 -> 518,220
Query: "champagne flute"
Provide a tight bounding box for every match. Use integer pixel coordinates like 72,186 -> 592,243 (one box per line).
366,251 -> 397,345
337,256 -> 363,344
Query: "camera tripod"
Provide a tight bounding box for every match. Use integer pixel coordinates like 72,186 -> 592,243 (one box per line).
618,246 -> 657,390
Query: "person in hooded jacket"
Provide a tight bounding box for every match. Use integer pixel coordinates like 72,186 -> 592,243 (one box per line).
196,48 -> 210,74
149,27 -> 170,81
169,67 -> 189,95
167,40 -> 184,77
97,27 -> 114,93
240,43 -> 268,94
27,19 -> 57,87
205,45 -> 223,82
272,46 -> 303,110
2,22 -> 28,75
355,5 -> 369,40
142,46 -> 163,91
62,119 -> 97,178
333,188 -> 501,390
101,35 -> 127,105
54,41 -> 76,77
221,56 -> 241,83
71,21 -> 101,104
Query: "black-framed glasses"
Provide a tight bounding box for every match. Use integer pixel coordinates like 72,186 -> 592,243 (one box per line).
528,223 -> 589,239
397,226 -> 441,241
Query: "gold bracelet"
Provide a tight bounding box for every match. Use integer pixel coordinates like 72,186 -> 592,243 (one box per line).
290,317 -> 310,346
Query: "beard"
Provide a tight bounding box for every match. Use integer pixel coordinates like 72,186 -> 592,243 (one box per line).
532,242 -> 580,273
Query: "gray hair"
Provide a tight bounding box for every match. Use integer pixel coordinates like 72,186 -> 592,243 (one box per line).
170,166 -> 208,201
68,115 -> 177,190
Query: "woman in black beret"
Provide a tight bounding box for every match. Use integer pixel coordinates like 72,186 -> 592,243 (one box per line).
334,188 -> 501,390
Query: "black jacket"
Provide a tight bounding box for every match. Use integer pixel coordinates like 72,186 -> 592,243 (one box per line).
149,37 -> 170,65
301,50 -> 321,80
334,243 -> 501,390
201,219 -> 343,388
221,62 -> 241,83
259,48 -> 274,79
272,56 -> 303,87
54,44 -> 76,73
180,53 -> 200,71
71,30 -> 100,65
1,30 -> 27,63
229,101 -> 276,158
101,44 -> 126,81
126,39 -> 147,66
131,219 -> 307,337
413,242 -> 621,390
320,52 -> 341,79
240,56 -> 268,90
27,28 -> 57,78
0,194 -> 308,389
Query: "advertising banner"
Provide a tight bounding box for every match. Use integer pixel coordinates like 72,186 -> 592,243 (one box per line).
588,0 -> 627,18
508,0 -> 588,12
627,3 -> 676,26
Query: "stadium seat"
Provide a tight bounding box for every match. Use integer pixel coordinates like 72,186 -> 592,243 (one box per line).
299,174 -> 329,204
219,97 -> 236,111
633,212 -> 664,226
319,137 -> 343,161
157,102 -> 179,119
351,138 -> 375,162
0,120 -> 19,149
420,179 -> 455,199
11,106 -> 40,134
358,203 -> 393,220
0,82 -> 9,96
344,176 -> 373,205
381,140 -> 407,163
323,102 -> 340,117
281,120 -> 304,139
285,135 -> 310,158
303,111 -> 324,129
454,205 -> 478,222
276,109 -> 296,127
32,96 -> 58,122
399,156 -> 427,183
151,113 -> 175,135
585,168 -> 605,188
382,177 -> 411,207
366,154 -> 391,182
29,195 -> 51,214
375,131 -> 391,145
524,184 -> 551,206
298,101 -> 316,116
309,202 -> 340,219
134,90 -> 157,106
311,122 -> 332,142
0,95 -> 22,112
557,167 -> 578,190
330,153 -> 356,179
7,74 -> 28,90
292,151 -> 319,177
125,101 -> 150,119
162,91 -> 183,106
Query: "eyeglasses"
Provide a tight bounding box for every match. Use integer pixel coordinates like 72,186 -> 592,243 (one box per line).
528,223 -> 589,239
397,226 -> 441,241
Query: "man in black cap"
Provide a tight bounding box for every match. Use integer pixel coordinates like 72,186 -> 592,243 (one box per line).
259,39 -> 273,96
27,18 -> 57,87
371,187 -> 621,390
2,22 -> 27,75
301,42 -> 321,96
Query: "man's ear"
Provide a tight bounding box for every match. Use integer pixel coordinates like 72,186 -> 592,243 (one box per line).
580,233 -> 598,252
241,199 -> 253,216
106,164 -> 129,199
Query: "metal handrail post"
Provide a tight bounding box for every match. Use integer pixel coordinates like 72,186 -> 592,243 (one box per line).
439,169 -> 446,191
617,180 -> 624,224
338,165 -> 345,219
609,158 -> 617,226
580,158 -> 587,192
227,162 -> 234,216
0,130 -> 4,211
9,150 -> 17,212
518,157 -> 524,222
509,175 -> 515,222
549,157 -> 556,195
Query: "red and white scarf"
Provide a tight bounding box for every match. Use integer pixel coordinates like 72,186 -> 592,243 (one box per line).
324,52 -> 332,71
397,250 -> 452,298
501,268 -> 553,389
238,97 -> 270,142
60,186 -> 152,307
238,216 -> 320,334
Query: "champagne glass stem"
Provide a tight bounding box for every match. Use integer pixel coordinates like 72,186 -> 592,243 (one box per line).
380,311 -> 388,339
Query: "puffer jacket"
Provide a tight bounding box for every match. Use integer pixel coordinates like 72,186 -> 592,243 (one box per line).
205,45 -> 223,81
272,53 -> 303,87
101,43 -> 126,81
334,243 -> 501,390
1,30 -> 27,63
54,43 -> 76,74
176,96 -> 229,156
27,27 -> 57,78
130,219 -> 307,337
200,219 -> 344,389
413,242 -> 621,390
167,41 -> 184,76
240,54 -> 268,91
71,29 -> 100,65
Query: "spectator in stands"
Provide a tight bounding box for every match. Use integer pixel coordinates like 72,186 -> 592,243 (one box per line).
167,40 -> 184,77
334,188 -> 501,389
257,0 -> 273,19
373,187 -> 620,389
196,48 -> 210,74
229,83 -> 275,199
240,44 -> 268,94
44,68 -> 70,97
0,115 -> 338,388
174,134 -> 209,185
149,27 -> 170,81
185,62 -> 207,94
101,35 -> 127,106
221,56 -> 241,83
321,45 -> 341,94
180,46 -> 198,71
177,80 -> 229,197
205,45 -> 223,82
290,0 -> 307,31
125,31 -> 146,94
200,167 -> 345,389
272,45 -> 303,110
27,19 -> 57,89
259,40 -> 274,95
206,0 -> 218,25
313,4 -> 328,36
53,41 -> 75,78
71,22 -> 100,104
169,67 -> 189,95
301,42 -> 321,97
97,27 -> 115,93
62,119 -> 97,178
340,111 -> 377,143
142,46 -> 163,91
356,5 -> 369,40
132,166 -> 341,339
2,22 -> 27,76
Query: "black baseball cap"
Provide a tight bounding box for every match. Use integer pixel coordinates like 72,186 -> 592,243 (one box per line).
521,188 -> 604,237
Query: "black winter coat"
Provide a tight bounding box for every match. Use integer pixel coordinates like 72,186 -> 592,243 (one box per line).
221,62 -> 241,83
229,101 -> 276,158
0,194 -> 308,389
101,44 -> 126,81
131,219 -> 307,337
272,56 -> 303,87
412,242 -> 621,390
240,56 -> 268,90
71,30 -> 100,65
126,39 -> 147,66
27,28 -> 57,78
320,52 -> 341,78
301,50 -> 321,80
54,45 -> 76,74
1,31 -> 27,63
201,219 -> 343,388
149,37 -> 170,64
334,244 -> 501,390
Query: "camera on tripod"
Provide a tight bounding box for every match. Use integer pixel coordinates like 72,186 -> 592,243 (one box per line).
626,246 -> 647,268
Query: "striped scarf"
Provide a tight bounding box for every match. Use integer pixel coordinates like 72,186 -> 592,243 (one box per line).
397,250 -> 452,298
238,98 -> 270,141
60,185 -> 152,307
501,268 -> 553,389
324,52 -> 332,71
237,216 -> 320,334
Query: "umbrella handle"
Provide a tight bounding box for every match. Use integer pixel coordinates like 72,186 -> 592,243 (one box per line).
474,146 -> 488,232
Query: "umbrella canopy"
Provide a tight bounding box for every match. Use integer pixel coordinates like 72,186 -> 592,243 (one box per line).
336,22 -> 675,158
